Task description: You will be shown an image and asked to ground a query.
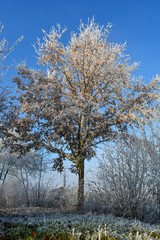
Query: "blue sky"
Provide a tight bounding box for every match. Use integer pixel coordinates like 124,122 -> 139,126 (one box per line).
0,0 -> 160,85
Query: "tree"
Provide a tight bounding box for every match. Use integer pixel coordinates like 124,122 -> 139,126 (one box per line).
0,87 -> 17,145
13,19 -> 159,210
88,134 -> 150,218
0,151 -> 16,185
0,24 -> 23,75
88,114 -> 160,221
11,152 -> 46,207
0,24 -> 23,146
0,149 -> 55,207
138,109 -> 160,219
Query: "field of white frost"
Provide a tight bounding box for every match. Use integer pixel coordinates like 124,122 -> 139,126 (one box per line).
0,208 -> 160,239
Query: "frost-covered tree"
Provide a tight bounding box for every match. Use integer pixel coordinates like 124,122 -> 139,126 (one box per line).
0,151 -> 16,185
0,24 -> 23,145
0,24 -> 23,76
0,149 -> 52,207
88,135 -> 150,218
13,19 -> 159,210
138,109 -> 160,219
88,116 -> 160,220
0,87 -> 17,146
12,152 -> 46,207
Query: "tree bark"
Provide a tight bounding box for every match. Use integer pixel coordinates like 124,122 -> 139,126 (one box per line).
77,158 -> 85,211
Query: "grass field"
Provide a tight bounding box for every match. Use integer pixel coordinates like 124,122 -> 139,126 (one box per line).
0,208 -> 160,239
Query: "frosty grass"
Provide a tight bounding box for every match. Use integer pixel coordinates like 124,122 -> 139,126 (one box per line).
1,211 -> 160,239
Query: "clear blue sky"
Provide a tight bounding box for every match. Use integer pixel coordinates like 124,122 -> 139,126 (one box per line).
0,0 -> 160,85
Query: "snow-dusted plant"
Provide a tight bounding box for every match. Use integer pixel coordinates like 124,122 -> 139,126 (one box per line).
89,134 -> 150,218
2,211 -> 160,239
13,18 -> 160,211
0,149 -> 55,207
0,24 -> 23,147
137,109 -> 160,219
88,115 -> 160,221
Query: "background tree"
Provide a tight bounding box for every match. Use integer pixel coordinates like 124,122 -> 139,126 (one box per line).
138,109 -> 160,220
88,114 -> 160,221
12,152 -> 45,207
0,150 -> 57,208
0,24 -> 23,146
88,134 -> 150,219
0,150 -> 16,185
13,19 -> 159,210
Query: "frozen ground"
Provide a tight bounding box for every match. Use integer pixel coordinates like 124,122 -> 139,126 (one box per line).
0,207 -> 160,230
0,207 -> 68,224
1,208 -> 160,239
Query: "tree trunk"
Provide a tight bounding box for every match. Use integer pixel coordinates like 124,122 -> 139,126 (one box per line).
77,158 -> 85,211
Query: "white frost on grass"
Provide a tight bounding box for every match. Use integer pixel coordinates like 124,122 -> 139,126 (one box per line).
0,210 -> 160,230
1,210 -> 160,239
